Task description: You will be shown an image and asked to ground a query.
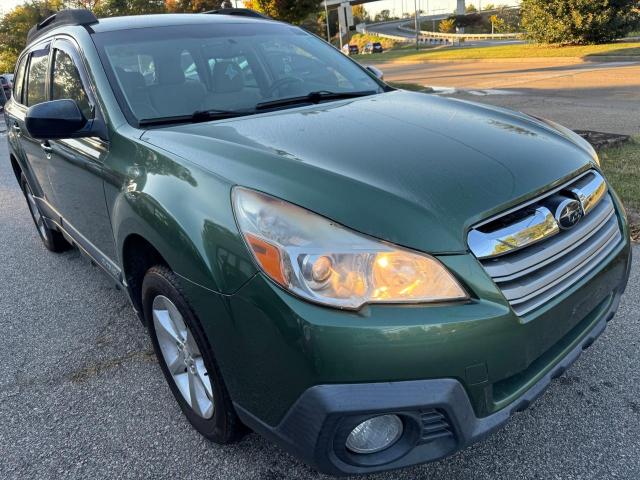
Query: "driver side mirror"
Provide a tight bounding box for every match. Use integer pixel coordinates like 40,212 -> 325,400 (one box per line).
365,65 -> 384,81
25,99 -> 91,139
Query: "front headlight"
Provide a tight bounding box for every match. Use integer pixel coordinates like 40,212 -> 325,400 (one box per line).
232,187 -> 468,309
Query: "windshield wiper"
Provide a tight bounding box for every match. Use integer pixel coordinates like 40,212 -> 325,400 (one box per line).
139,108 -> 254,127
255,90 -> 378,111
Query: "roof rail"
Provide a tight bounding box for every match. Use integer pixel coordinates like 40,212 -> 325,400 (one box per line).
204,8 -> 271,19
27,9 -> 98,45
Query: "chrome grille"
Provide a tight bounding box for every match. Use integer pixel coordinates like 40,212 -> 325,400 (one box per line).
468,171 -> 622,316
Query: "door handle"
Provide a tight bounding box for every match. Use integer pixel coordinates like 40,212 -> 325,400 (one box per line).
12,123 -> 21,135
40,141 -> 53,156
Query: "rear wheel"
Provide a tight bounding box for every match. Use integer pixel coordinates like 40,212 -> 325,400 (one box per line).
20,174 -> 69,252
143,265 -> 244,443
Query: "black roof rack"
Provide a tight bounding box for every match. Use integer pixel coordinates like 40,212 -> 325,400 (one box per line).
204,8 -> 271,19
27,9 -> 98,45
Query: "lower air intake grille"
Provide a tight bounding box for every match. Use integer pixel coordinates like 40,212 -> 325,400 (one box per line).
419,409 -> 454,444
468,171 -> 622,317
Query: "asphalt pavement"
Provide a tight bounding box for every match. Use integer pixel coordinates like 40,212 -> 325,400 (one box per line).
374,58 -> 640,136
1,131 -> 640,479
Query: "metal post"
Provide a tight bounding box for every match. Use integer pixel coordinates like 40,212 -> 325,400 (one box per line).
414,0 -> 419,50
324,1 -> 331,43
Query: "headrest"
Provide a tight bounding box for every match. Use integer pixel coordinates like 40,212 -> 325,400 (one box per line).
212,60 -> 244,94
155,57 -> 186,85
115,67 -> 145,92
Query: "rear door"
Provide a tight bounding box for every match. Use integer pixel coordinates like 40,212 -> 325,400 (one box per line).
46,38 -> 116,261
19,42 -> 57,204
4,54 -> 28,179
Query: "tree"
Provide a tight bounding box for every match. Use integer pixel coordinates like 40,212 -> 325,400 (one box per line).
243,0 -> 321,24
521,0 -> 640,44
352,5 -> 369,24
439,18 -> 456,33
0,0 -> 65,73
465,4 -> 477,13
374,9 -> 391,22
94,0 -> 165,17
489,14 -> 505,33
165,0 -> 232,13
483,3 -> 495,10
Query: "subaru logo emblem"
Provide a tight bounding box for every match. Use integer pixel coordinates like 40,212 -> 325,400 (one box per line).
556,199 -> 583,229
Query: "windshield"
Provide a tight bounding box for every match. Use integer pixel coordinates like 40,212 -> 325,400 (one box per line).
93,22 -> 384,125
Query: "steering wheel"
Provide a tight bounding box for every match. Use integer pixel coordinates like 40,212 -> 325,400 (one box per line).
265,76 -> 304,97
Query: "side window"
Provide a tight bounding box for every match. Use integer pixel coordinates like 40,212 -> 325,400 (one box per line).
13,56 -> 27,103
26,49 -> 49,107
51,48 -> 93,119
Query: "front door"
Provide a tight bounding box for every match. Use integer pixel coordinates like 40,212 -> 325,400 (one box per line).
46,38 -> 116,261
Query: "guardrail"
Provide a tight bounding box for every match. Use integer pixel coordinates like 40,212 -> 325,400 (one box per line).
398,22 -> 520,40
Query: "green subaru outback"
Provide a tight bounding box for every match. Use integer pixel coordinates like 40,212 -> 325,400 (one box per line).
4,9 -> 632,476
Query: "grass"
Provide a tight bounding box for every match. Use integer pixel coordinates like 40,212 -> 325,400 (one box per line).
387,82 -> 429,91
600,137 -> 640,241
354,41 -> 640,63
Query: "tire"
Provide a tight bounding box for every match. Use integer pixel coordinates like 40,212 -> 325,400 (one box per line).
20,173 -> 70,253
142,265 -> 244,443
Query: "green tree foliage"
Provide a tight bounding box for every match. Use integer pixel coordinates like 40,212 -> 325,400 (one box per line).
0,0 -> 64,72
0,0 -> 237,72
465,4 -> 477,13
351,5 -> 369,24
165,0 -> 231,13
439,18 -> 456,33
243,0 -> 321,24
521,0 -> 640,44
93,0 -> 165,17
373,9 -> 392,22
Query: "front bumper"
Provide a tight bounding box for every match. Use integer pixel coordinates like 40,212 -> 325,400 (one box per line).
180,193 -> 631,475
236,288 -> 623,475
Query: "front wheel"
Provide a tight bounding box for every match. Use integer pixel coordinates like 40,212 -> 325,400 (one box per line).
142,265 -> 244,443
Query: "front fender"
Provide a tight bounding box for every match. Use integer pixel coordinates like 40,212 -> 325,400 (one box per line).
105,132 -> 257,294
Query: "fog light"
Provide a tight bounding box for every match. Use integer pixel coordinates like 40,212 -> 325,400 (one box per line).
345,415 -> 403,454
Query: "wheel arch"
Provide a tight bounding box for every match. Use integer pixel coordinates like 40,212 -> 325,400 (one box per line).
121,233 -> 169,321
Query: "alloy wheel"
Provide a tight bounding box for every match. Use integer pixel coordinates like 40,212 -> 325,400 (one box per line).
152,295 -> 215,419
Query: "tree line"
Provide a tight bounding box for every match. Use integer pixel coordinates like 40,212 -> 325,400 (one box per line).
0,0 -> 321,73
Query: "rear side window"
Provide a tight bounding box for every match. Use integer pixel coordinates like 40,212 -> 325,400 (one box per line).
13,56 -> 27,103
51,49 -> 93,119
26,49 -> 49,106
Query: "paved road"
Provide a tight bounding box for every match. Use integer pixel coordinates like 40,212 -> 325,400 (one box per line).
1,131 -> 640,479
374,58 -> 640,136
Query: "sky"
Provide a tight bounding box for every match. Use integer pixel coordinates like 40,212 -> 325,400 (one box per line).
0,0 -> 519,18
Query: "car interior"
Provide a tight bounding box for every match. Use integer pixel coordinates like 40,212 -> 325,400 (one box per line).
108,37 -> 361,121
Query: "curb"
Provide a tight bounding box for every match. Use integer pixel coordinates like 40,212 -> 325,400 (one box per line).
368,55 -> 640,66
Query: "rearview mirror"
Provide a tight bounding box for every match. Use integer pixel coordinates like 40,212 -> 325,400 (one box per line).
365,65 -> 384,81
25,99 -> 89,139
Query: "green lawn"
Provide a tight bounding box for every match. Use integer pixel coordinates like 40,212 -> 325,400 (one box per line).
600,137 -> 640,241
354,41 -> 640,63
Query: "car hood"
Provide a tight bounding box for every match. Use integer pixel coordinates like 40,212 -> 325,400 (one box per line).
142,90 -> 597,254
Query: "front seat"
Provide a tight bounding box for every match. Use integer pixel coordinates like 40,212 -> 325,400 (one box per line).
148,56 -> 206,117
114,67 -> 157,119
206,60 -> 247,111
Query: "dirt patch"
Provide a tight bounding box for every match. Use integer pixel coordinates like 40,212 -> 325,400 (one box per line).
575,130 -> 631,150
